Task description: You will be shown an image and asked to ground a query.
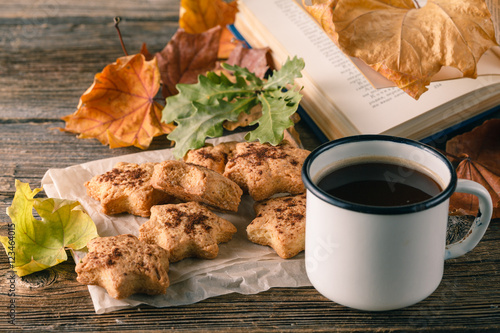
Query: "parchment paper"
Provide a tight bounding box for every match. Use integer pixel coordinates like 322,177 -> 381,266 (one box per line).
41,133 -> 312,314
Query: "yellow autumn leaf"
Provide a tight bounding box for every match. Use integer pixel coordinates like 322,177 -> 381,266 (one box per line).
179,0 -> 238,34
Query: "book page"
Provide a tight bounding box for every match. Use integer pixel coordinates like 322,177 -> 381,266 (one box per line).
238,0 -> 500,136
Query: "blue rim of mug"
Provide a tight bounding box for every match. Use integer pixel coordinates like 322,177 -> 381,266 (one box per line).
301,135 -> 458,215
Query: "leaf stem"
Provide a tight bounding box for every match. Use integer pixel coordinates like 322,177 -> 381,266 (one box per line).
114,16 -> 129,56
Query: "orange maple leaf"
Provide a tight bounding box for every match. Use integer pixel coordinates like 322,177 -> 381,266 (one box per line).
61,54 -> 174,149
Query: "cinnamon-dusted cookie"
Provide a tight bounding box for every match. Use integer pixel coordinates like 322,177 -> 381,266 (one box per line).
152,160 -> 242,212
139,202 -> 237,262
85,162 -> 173,217
184,142 -> 237,174
75,234 -> 170,299
223,141 -> 310,201
247,194 -> 306,259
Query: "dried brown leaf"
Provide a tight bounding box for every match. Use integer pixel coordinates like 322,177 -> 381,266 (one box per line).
305,0 -> 498,99
226,44 -> 273,78
446,119 -> 500,218
156,26 -> 222,98
302,0 -> 338,40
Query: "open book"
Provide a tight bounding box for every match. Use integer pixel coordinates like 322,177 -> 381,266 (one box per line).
234,0 -> 500,143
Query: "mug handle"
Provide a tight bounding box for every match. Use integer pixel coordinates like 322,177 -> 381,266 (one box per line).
445,179 -> 493,260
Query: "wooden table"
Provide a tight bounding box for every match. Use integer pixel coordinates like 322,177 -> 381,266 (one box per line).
1,1 -> 499,331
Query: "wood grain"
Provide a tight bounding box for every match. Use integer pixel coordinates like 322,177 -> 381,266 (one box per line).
0,0 -> 499,331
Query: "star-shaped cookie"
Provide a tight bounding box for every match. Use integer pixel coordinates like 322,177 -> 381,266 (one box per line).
223,141 -> 310,201
183,141 -> 237,174
139,202 -> 237,262
75,234 -> 170,299
151,160 -> 243,212
247,194 -> 306,259
85,162 -> 173,217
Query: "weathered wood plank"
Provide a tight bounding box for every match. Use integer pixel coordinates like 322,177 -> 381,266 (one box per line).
0,20 -> 178,119
0,0 -> 178,19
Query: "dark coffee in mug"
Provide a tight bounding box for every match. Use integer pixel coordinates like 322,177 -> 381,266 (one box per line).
317,157 -> 443,207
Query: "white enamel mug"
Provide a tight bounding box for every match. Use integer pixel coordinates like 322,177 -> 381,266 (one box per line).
301,135 -> 493,311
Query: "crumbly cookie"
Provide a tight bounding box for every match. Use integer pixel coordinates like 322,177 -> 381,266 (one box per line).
247,194 -> 306,259
223,141 -> 310,201
139,202 -> 237,262
184,142 -> 237,174
152,160 -> 243,212
85,162 -> 173,217
75,234 -> 170,299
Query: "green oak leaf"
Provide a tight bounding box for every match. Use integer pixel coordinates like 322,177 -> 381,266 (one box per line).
163,56 -> 305,158
168,97 -> 258,159
246,88 -> 302,144
221,62 -> 265,86
162,71 -> 257,124
0,180 -> 99,276
264,56 -> 305,90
